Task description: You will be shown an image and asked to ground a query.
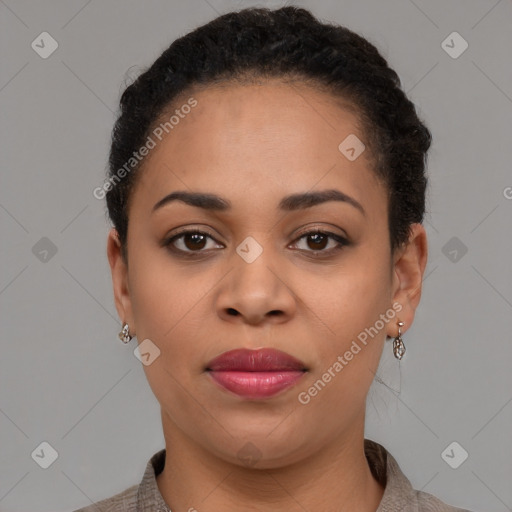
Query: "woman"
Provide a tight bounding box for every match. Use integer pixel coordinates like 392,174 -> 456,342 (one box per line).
75,6 -> 476,512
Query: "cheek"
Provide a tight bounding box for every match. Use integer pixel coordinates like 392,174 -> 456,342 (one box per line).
297,284 -> 389,423
128,249 -> 216,382
131,260 -> 206,416
305,255 -> 390,340
129,245 -> 202,336
300,255 -> 391,400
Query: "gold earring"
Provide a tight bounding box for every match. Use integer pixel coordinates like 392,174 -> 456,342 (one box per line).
393,321 -> 406,360
118,322 -> 133,344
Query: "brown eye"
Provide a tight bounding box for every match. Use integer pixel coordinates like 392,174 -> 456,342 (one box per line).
182,232 -> 207,250
164,230 -> 223,254
306,232 -> 329,250
291,230 -> 349,255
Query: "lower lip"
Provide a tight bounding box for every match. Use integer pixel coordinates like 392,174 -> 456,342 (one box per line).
208,370 -> 305,399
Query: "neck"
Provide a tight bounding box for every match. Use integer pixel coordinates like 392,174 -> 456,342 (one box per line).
156,410 -> 384,512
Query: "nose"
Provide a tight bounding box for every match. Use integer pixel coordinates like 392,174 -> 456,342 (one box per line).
215,249 -> 296,326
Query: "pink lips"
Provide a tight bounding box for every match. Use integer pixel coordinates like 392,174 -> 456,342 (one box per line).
206,348 -> 307,399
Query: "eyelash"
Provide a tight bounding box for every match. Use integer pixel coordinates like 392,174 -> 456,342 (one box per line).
163,227 -> 350,258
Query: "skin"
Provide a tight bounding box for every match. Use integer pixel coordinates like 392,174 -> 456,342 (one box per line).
107,80 -> 427,512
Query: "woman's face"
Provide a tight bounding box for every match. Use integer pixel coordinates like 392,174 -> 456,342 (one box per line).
108,80 -> 426,467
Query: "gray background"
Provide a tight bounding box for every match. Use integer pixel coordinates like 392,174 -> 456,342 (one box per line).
0,0 -> 511,511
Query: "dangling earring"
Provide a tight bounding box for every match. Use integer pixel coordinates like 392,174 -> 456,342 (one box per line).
393,321 -> 406,360
118,322 -> 133,344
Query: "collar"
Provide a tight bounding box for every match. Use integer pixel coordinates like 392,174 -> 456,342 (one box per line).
136,439 -> 418,511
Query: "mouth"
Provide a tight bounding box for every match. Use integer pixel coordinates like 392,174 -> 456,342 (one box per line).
205,348 -> 307,400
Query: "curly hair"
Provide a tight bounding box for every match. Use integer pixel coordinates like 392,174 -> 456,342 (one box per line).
105,6 -> 432,262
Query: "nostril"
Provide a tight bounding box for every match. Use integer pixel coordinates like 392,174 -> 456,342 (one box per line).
227,308 -> 239,316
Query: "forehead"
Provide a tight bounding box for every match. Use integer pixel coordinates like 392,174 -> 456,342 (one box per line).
129,80 -> 385,219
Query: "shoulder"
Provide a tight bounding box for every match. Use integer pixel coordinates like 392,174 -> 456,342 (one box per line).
364,439 -> 477,512
414,491 -> 471,512
71,448 -> 167,512
71,483 -> 138,512
414,489 -> 475,512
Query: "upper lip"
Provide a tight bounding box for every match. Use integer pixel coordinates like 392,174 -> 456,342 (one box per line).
206,348 -> 307,372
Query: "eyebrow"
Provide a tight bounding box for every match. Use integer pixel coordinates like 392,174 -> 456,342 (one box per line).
152,189 -> 365,216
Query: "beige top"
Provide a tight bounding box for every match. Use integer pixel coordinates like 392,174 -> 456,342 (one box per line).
72,439 -> 475,512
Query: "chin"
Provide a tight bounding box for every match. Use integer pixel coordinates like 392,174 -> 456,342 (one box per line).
203,427 -> 317,470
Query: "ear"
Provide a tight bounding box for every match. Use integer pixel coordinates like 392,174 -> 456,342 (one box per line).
388,223 -> 428,337
107,228 -> 135,335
